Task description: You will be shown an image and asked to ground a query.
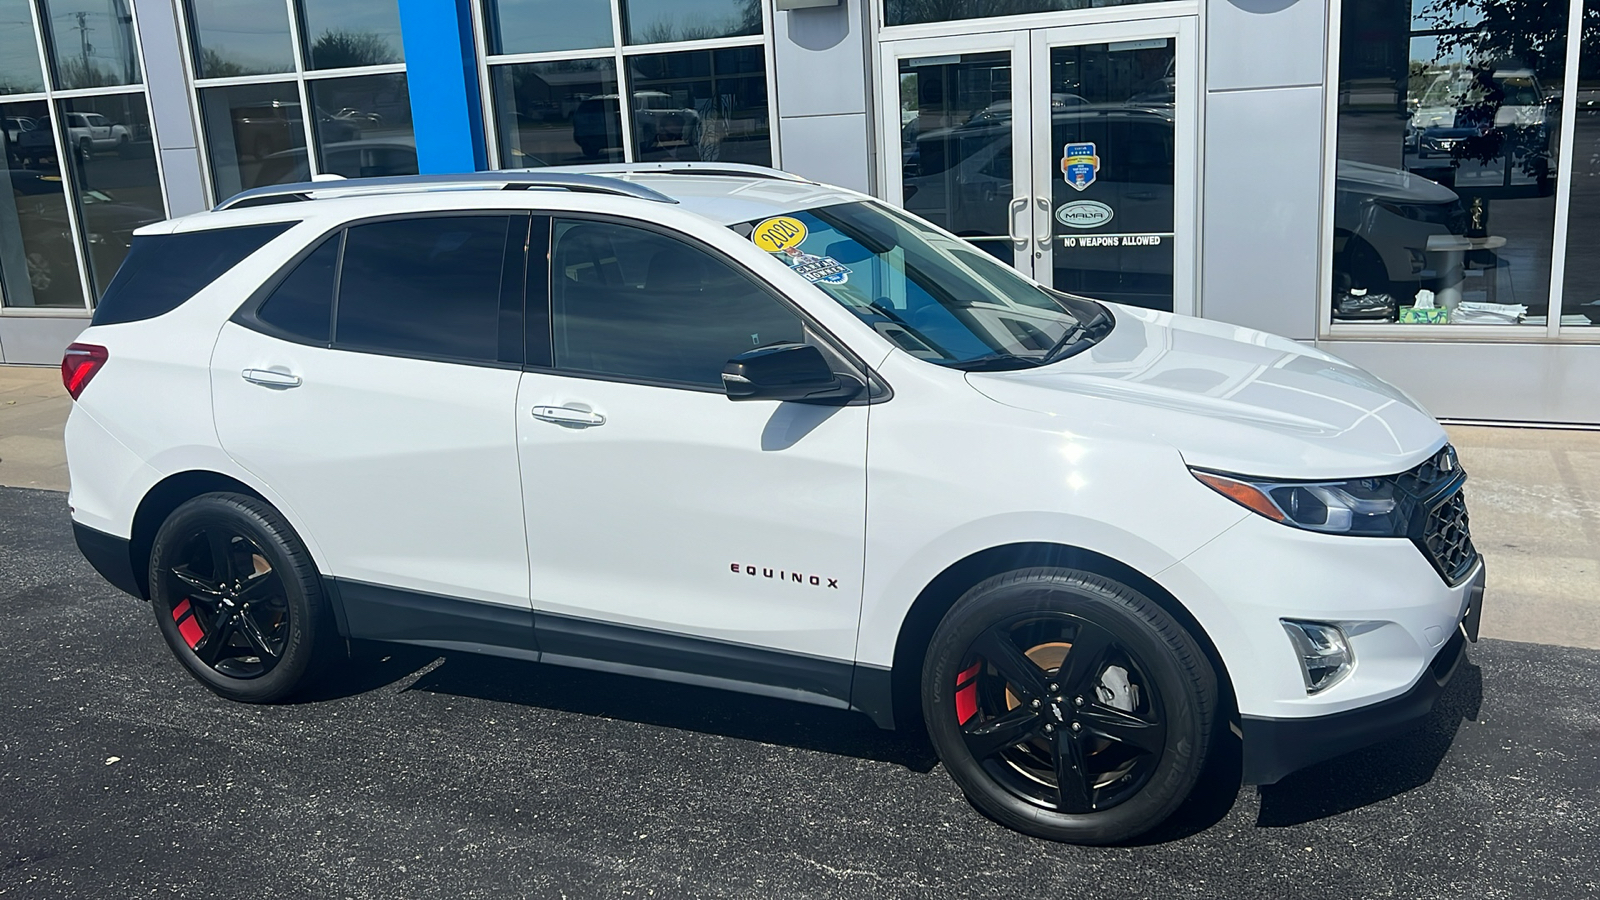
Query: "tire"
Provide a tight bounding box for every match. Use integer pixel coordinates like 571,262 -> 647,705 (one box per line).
922,567 -> 1216,844
147,492 -> 334,703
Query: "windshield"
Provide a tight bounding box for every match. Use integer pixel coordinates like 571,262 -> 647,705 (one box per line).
734,201 -> 1110,370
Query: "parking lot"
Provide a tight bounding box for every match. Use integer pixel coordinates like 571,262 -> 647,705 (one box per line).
2,484 -> 1597,899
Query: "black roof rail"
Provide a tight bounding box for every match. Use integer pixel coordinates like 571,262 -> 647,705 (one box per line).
213,171 -> 678,211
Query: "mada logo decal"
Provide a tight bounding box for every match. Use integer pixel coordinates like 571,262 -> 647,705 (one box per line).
1056,200 -> 1114,229
731,563 -> 839,589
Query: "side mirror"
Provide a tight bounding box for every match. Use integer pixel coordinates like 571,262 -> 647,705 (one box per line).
721,343 -> 864,404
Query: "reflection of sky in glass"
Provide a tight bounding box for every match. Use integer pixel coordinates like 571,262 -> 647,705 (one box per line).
0,0 -> 45,93
491,0 -> 612,54
39,0 -> 141,88
188,0 -> 294,77
301,0 -> 405,68
622,0 -> 760,44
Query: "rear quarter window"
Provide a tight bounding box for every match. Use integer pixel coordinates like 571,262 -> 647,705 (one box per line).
92,222 -> 296,326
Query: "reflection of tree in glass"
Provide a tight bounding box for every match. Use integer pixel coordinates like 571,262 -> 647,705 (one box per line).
54,57 -> 125,90
310,30 -> 400,69
636,0 -> 759,42
1414,0 -> 1569,173
199,49 -> 248,79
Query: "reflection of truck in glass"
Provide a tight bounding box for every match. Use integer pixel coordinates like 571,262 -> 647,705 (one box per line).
18,113 -> 131,163
573,92 -> 702,158
1408,68 -> 1554,168
901,107 -> 1471,309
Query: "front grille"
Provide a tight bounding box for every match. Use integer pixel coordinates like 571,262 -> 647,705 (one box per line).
1420,488 -> 1478,584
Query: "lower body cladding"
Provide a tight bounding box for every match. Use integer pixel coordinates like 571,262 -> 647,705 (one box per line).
72,521 -> 1479,787
1157,512 -> 1485,784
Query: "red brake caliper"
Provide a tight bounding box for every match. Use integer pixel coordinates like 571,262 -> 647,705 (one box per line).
172,599 -> 204,649
955,660 -> 981,724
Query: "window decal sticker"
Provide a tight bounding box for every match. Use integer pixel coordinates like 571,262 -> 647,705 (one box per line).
751,216 -> 808,253
1056,200 -> 1114,229
780,245 -> 849,284
1062,142 -> 1099,191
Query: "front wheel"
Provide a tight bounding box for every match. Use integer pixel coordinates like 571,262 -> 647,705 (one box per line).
148,492 -> 334,703
922,567 -> 1216,844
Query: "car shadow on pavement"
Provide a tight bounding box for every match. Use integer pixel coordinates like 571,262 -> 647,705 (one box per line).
323,644 -> 942,772
1254,651 -> 1484,828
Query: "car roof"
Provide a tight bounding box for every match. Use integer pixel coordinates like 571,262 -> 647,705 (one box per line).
138,164 -> 870,237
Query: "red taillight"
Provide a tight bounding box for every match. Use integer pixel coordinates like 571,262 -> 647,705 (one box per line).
61,342 -> 108,400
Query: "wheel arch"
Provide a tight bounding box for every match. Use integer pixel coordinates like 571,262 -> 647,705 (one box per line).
126,470 -> 267,599
884,541 -> 1237,734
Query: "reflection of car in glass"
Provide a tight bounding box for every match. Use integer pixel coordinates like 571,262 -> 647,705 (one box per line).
573,92 -> 702,158
255,139 -> 418,183
1332,160 -> 1467,306
3,115 -> 36,160
903,106 -> 1472,309
330,107 -> 384,127
19,113 -> 132,162
9,168 -> 162,291
65,164 -> 1483,848
230,101 -> 354,162
1409,69 -> 1554,166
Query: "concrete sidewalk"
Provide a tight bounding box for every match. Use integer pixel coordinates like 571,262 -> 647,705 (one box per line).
3,364 -> 1597,649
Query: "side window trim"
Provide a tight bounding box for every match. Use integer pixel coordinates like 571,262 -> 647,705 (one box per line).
232,226 -> 342,349
525,215 -> 553,369
531,211 -> 887,402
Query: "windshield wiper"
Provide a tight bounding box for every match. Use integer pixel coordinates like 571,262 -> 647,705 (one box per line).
1039,304 -> 1113,365
947,352 -> 1043,372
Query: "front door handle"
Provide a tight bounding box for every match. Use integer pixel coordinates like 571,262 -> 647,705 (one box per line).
241,368 -> 302,389
531,405 -> 605,428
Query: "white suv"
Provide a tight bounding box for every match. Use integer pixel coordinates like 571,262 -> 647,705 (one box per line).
63,163 -> 1484,844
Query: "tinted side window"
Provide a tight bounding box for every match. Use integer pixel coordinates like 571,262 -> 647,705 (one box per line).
256,233 -> 339,343
550,219 -> 804,387
335,216 -> 512,362
92,222 -> 295,326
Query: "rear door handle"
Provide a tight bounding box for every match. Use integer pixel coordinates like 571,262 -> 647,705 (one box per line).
531,405 -> 605,428
241,368 -> 302,388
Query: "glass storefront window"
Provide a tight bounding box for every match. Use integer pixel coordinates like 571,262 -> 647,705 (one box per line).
1334,0 -> 1566,327
0,98 -> 86,307
56,93 -> 165,298
1560,0 -> 1600,329
492,59 -> 622,168
38,0 -> 142,89
0,0 -> 45,95
198,81 -> 307,199
303,73 -> 417,179
186,0 -> 296,78
627,46 -> 770,164
300,0 -> 404,70
884,0 -> 1167,28
621,0 -> 761,44
484,0 -> 613,55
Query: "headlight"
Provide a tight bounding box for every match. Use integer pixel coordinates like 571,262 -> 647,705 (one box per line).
1191,469 -> 1405,536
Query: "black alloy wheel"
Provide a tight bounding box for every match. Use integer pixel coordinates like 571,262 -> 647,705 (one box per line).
149,493 -> 333,702
924,567 -> 1216,844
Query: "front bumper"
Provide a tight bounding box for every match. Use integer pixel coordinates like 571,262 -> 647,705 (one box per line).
1241,616 -> 1470,784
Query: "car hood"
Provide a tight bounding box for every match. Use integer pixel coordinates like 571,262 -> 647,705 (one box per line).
1336,159 -> 1458,204
965,305 -> 1446,479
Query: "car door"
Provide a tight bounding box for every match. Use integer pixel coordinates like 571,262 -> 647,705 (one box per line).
212,213 -> 535,646
516,215 -> 870,700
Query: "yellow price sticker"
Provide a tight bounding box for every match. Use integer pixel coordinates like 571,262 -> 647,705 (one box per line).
751,216 -> 808,253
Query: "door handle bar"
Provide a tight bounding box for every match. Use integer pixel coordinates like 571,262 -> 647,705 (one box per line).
241,368 -> 302,388
1006,196 -> 1028,244
1036,196 -> 1054,249
531,405 -> 606,428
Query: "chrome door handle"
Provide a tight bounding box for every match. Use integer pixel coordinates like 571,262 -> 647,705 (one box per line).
1006,196 -> 1028,244
1036,197 -> 1054,249
531,405 -> 605,428
241,368 -> 302,388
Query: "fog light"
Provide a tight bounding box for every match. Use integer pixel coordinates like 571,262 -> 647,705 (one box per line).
1281,620 -> 1354,694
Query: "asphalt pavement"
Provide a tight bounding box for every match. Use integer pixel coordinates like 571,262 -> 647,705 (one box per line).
2,485 -> 1597,899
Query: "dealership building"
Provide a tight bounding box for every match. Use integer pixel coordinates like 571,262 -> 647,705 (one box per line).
0,0 -> 1596,423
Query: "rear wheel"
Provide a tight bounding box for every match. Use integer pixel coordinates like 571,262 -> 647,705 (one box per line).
922,567 -> 1215,844
148,493 -> 333,702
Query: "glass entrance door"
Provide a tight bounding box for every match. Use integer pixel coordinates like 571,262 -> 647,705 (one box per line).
882,19 -> 1196,314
